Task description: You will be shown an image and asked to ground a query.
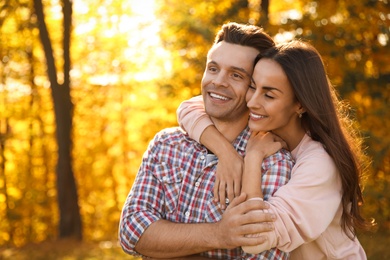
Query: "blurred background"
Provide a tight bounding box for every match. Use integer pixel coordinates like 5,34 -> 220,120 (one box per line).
0,0 -> 389,259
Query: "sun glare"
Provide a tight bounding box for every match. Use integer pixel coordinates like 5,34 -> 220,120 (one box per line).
73,0 -> 170,84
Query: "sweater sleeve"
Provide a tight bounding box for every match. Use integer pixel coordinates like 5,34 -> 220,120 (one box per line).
176,95 -> 214,143
255,141 -> 343,253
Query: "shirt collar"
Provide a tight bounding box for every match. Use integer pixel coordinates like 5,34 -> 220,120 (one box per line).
232,126 -> 250,156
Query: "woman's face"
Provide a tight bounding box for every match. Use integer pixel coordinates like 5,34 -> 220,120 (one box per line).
246,58 -> 302,139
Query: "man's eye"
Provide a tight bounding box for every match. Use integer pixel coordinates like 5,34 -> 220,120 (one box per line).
265,94 -> 274,99
232,73 -> 243,79
248,85 -> 256,90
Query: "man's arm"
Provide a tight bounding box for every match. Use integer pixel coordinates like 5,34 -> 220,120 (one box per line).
135,193 -> 276,258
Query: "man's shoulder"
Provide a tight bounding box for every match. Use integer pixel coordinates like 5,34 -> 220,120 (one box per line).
263,148 -> 295,168
147,127 -> 202,158
156,126 -> 184,135
153,126 -> 193,144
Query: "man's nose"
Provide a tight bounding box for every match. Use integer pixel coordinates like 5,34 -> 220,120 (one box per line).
212,72 -> 228,87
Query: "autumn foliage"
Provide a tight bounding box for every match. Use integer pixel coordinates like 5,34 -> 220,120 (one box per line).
0,0 -> 389,257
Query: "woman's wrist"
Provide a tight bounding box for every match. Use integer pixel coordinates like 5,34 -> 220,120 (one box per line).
244,151 -> 264,165
214,139 -> 235,157
200,125 -> 234,156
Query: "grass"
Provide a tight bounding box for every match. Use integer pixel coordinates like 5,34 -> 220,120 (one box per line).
0,232 -> 389,260
0,239 -> 139,260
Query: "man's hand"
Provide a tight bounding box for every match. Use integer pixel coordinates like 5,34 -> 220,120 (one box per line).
214,193 -> 276,249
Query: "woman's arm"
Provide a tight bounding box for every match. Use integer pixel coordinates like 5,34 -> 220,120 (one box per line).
242,132 -> 287,199
241,132 -> 292,255
243,137 -> 342,253
177,95 -> 213,143
202,126 -> 244,209
177,96 -> 244,209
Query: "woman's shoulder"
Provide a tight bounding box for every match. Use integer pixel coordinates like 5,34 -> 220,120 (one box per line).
293,134 -> 336,170
285,135 -> 341,190
295,134 -> 328,157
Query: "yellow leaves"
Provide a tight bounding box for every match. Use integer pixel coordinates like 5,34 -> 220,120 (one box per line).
6,187 -> 22,201
352,92 -> 372,108
364,60 -> 379,78
0,0 -> 388,248
269,0 -> 304,25
0,193 -> 5,203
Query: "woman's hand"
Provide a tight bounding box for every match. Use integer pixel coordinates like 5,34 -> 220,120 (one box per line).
214,149 -> 244,210
246,132 -> 287,158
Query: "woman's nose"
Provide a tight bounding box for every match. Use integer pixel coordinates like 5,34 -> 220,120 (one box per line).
247,91 -> 260,108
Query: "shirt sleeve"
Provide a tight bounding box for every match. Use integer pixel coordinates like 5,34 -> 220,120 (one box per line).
261,149 -> 293,201
177,95 -> 214,142
118,135 -> 165,256
253,147 -> 342,253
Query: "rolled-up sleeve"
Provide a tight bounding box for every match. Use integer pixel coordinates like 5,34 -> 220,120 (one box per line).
119,138 -> 164,255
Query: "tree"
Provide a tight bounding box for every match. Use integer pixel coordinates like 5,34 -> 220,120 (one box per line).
33,0 -> 82,239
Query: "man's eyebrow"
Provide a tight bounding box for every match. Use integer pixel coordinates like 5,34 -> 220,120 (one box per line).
231,66 -> 252,80
208,61 -> 253,83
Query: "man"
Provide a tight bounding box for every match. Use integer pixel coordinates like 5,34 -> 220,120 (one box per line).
119,22 -> 292,259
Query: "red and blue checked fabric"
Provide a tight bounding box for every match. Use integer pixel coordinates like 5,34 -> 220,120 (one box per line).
119,127 -> 293,259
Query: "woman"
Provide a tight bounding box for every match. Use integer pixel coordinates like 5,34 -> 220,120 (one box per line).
177,40 -> 373,259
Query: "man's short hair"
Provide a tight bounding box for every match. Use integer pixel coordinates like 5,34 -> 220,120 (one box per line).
214,22 -> 275,53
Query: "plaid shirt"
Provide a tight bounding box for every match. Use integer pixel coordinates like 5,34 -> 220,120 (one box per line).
119,126 -> 293,259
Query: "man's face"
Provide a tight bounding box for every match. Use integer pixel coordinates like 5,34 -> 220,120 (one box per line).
201,41 -> 259,123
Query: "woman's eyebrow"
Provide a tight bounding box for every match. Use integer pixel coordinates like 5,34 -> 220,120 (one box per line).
262,86 -> 284,93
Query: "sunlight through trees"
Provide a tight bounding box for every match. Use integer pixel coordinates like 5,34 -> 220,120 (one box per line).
0,1 -> 389,259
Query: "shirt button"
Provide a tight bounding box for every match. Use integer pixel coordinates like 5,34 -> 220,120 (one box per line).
195,182 -> 200,187
185,211 -> 190,217
200,155 -> 205,160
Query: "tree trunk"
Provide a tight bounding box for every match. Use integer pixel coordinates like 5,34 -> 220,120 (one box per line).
33,0 -> 82,239
259,0 -> 270,28
0,118 -> 13,244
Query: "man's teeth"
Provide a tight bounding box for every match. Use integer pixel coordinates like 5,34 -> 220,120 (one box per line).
210,93 -> 229,100
250,113 -> 266,119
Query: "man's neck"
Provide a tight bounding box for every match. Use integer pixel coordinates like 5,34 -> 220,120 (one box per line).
212,116 -> 248,143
